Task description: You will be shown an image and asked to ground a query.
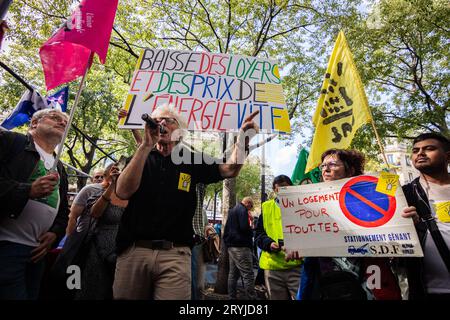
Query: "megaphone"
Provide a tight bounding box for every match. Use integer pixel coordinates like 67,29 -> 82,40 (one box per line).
141,113 -> 166,134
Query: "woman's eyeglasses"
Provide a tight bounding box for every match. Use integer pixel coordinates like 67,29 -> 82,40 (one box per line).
319,161 -> 343,171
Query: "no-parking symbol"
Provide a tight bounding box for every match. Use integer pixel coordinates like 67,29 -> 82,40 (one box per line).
339,176 -> 396,228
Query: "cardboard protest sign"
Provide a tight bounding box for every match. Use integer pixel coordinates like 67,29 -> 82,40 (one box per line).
119,48 -> 290,133
278,174 -> 423,257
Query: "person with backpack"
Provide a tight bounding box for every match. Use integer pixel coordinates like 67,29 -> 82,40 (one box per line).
0,109 -> 69,299
401,133 -> 450,300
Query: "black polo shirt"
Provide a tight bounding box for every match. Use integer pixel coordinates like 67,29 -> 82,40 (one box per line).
116,145 -> 223,254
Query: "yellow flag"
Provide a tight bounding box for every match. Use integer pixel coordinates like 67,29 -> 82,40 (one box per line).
305,31 -> 372,173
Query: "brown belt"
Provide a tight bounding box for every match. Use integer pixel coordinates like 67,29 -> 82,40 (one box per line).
135,240 -> 186,250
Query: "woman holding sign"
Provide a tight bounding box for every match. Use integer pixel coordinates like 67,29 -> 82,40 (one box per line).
288,149 -> 404,300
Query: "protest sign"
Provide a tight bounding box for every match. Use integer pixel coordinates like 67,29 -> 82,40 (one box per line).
278,174 -> 423,257
119,48 -> 290,133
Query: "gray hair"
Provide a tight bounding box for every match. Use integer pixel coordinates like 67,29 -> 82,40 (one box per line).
31,109 -> 68,122
151,103 -> 188,130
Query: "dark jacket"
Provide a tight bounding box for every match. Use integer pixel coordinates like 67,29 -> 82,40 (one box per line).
223,203 -> 253,248
255,210 -> 274,252
0,130 -> 69,246
402,177 -> 430,299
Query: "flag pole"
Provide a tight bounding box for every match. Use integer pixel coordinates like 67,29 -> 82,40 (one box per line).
0,61 -> 34,91
51,52 -> 94,172
370,117 -> 392,171
60,161 -> 91,178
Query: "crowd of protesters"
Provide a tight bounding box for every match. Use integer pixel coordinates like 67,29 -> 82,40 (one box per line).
0,106 -> 449,300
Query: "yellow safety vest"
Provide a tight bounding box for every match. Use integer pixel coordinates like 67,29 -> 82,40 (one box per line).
259,199 -> 302,270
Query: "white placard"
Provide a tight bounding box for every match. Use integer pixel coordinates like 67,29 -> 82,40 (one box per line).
278,175 -> 423,257
119,49 -> 291,133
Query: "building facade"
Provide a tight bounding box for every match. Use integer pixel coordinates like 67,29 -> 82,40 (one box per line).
384,139 -> 420,185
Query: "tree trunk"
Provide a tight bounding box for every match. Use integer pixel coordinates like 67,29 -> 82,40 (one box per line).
214,176 -> 236,294
76,176 -> 89,191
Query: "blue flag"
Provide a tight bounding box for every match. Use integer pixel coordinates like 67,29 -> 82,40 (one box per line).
1,86 -> 69,130
46,87 -> 69,112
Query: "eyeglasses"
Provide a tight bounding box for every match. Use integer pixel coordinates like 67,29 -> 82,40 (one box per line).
319,161 -> 343,171
93,175 -> 104,179
43,114 -> 68,125
154,117 -> 178,125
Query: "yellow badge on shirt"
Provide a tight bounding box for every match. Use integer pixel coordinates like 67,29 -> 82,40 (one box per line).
435,201 -> 450,223
178,173 -> 191,192
375,172 -> 399,197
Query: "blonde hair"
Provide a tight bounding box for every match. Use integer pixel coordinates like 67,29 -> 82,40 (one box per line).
242,196 -> 254,207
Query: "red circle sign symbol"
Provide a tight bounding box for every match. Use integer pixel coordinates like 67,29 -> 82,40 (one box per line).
339,175 -> 396,228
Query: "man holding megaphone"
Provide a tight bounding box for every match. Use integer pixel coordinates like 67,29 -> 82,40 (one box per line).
113,103 -> 259,300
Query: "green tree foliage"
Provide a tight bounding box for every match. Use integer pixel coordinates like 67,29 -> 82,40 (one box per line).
0,1 -> 141,187
0,0 -> 367,179
205,158 -> 264,209
2,1 -> 446,165
348,0 -> 449,140
236,159 -> 261,201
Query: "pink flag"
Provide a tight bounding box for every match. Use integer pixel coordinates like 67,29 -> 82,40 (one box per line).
39,0 -> 118,91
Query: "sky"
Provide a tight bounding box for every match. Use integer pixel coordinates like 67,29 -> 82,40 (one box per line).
268,139 -> 300,177
249,133 -> 304,180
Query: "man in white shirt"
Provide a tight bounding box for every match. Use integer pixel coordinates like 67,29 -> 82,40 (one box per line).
0,109 -> 69,299
402,132 -> 450,300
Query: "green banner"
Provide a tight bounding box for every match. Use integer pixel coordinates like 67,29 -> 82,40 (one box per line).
291,148 -> 321,185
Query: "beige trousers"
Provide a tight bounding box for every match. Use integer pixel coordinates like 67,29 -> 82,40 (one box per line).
113,244 -> 192,300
